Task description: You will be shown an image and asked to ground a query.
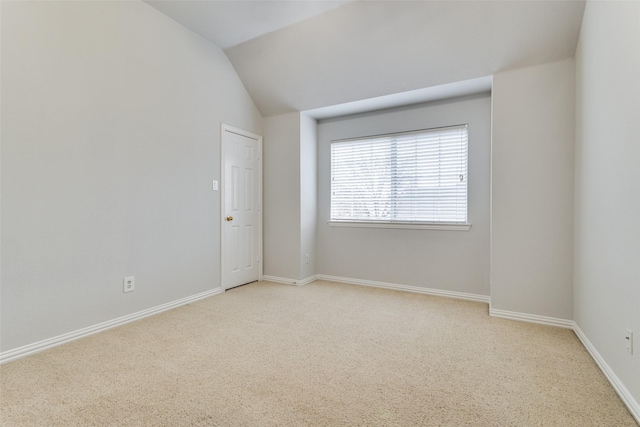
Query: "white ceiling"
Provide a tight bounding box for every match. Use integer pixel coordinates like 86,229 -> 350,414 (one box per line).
144,1 -> 351,49
147,1 -> 586,118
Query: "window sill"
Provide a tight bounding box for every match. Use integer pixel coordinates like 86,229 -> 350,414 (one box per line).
327,221 -> 471,231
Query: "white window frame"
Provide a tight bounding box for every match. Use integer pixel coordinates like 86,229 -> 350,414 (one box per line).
328,125 -> 471,231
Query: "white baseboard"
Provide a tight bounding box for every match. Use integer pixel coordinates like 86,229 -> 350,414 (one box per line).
0,287 -> 224,364
489,309 -> 639,423
573,324 -> 640,424
262,275 -> 318,286
489,307 -> 574,329
316,274 -> 490,303
318,276 -> 638,419
3,280 -> 637,424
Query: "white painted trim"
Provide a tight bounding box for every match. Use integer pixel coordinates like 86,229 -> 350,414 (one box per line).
220,124 -> 264,290
328,221 -> 471,231
0,288 -> 224,364
296,275 -> 318,285
488,307 -> 574,329
262,275 -> 317,286
573,324 -> 640,424
316,274 -> 490,303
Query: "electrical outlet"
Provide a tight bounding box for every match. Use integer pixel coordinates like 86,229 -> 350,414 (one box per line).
123,276 -> 135,293
305,253 -> 309,264
625,329 -> 633,355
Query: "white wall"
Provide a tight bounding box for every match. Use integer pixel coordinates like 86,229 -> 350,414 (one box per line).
490,59 -> 575,320
263,113 -> 301,279
263,112 -> 318,282
574,0 -> 640,407
316,95 -> 491,296
300,114 -> 317,279
0,1 -> 262,352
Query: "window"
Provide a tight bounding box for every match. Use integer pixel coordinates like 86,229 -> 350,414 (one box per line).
330,125 -> 469,230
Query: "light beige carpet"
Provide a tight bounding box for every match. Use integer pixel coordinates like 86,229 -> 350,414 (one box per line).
1,280 -> 637,426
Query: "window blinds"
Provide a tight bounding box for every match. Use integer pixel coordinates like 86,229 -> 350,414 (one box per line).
330,125 -> 468,223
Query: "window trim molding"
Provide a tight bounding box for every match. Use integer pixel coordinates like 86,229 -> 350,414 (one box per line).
327,220 -> 471,231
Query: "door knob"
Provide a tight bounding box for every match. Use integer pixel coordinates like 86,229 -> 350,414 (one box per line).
226,216 -> 233,221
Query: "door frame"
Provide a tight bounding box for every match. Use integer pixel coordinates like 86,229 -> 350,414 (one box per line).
220,123 -> 263,291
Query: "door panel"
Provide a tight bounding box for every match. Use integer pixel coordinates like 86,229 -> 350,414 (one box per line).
222,126 -> 261,290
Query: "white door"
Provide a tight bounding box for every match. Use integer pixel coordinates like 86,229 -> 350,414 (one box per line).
221,125 -> 262,290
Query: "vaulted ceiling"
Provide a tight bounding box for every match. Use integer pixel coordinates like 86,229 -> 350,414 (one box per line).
146,1 -> 586,118
145,1 -> 351,49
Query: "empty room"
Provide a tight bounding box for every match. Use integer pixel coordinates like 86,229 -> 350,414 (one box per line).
1,0 -> 639,425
